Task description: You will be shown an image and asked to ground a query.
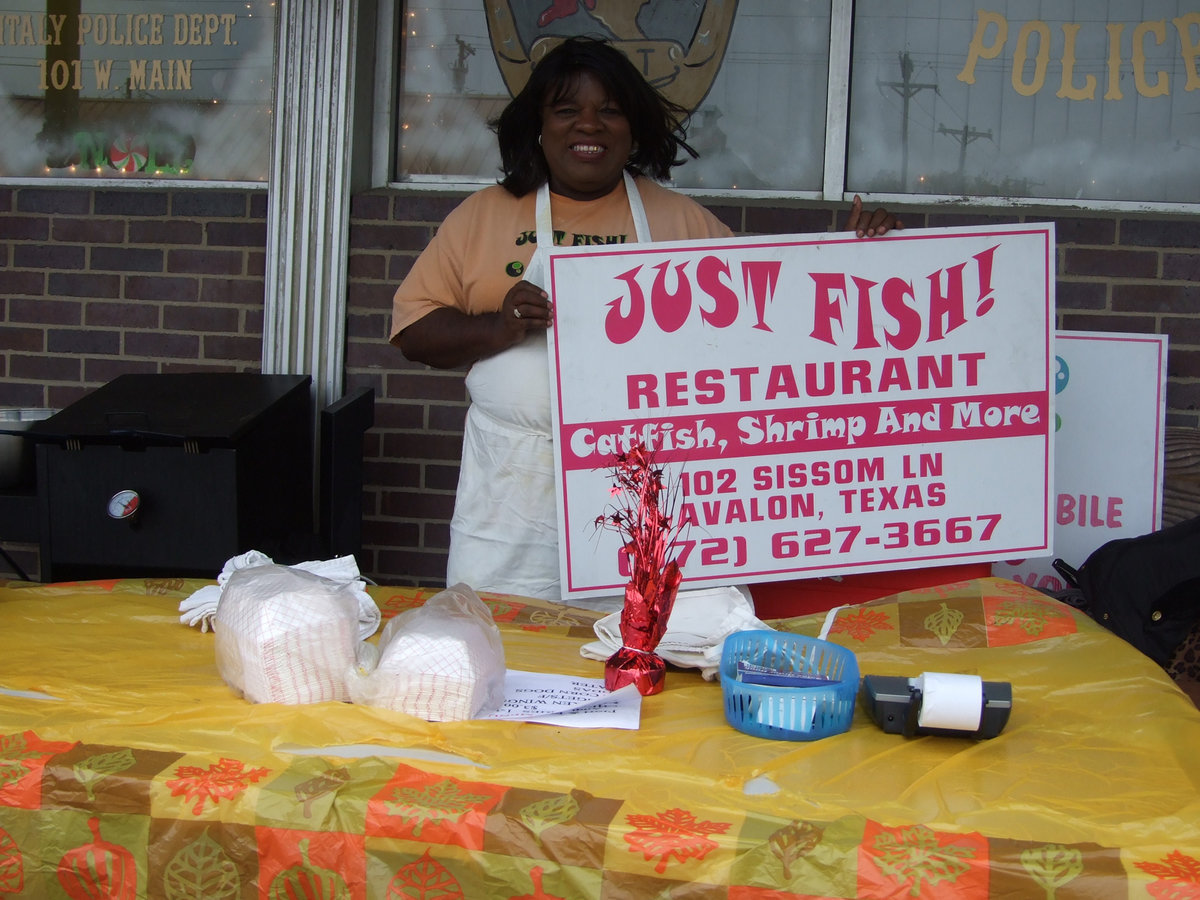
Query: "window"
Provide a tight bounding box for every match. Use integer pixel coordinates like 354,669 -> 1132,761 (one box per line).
394,1 -> 832,193
847,1 -> 1200,204
0,1 -> 276,182
388,1 -> 1200,210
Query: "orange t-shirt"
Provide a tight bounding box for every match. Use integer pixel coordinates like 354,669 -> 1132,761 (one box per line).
390,176 -> 733,339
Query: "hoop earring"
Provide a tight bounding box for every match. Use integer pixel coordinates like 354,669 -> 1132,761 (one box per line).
537,133 -> 542,146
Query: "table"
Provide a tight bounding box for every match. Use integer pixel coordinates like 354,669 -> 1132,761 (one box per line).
1,575 -> 1198,898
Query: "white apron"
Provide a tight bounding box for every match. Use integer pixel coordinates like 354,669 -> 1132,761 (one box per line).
447,172 -> 651,601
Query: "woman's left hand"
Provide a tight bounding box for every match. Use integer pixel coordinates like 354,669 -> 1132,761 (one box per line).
844,194 -> 903,237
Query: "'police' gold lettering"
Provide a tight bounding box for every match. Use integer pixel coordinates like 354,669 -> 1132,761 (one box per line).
958,10 -> 1200,100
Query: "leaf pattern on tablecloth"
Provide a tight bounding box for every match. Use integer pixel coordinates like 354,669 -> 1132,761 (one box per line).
0,733 -> 42,786
510,865 -> 565,900
1020,844 -> 1083,898
519,793 -> 580,840
769,820 -> 825,881
829,608 -> 895,642
384,778 -> 490,838
165,758 -> 271,816
147,578 -> 189,595
990,579 -> 1038,599
924,603 -> 965,645
1135,849 -> 1200,899
0,827 -> 23,895
525,607 -> 590,630
268,838 -> 350,900
991,598 -> 1062,637
482,599 -> 516,619
925,581 -> 975,598
74,747 -> 136,802
162,829 -> 239,900
624,807 -> 731,875
385,849 -> 464,899
870,824 -> 975,898
294,766 -> 351,818
57,817 -> 138,900
378,591 -> 428,621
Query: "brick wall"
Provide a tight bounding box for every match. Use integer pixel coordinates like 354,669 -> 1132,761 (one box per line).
0,187 -> 268,412
2,184 -> 1198,586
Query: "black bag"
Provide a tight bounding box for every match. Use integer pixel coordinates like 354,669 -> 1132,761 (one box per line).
1052,515 -> 1200,667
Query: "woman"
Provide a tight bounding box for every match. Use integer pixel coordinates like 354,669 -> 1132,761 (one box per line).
392,36 -> 899,604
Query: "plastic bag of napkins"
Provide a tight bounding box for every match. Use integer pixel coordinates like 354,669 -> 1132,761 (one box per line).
347,583 -> 505,721
214,564 -> 376,704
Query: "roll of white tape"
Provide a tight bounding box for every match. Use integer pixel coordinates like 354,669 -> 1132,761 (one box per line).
916,672 -> 983,732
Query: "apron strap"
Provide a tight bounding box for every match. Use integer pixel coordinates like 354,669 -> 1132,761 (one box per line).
624,170 -> 652,243
535,181 -> 554,252
533,171 -> 652,255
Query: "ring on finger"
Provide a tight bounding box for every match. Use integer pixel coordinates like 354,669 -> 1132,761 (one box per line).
513,307 -> 523,319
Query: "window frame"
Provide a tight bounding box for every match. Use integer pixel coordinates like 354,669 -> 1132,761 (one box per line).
380,0 -> 1200,214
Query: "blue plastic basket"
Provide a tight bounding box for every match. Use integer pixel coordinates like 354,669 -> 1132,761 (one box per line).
720,630 -> 859,741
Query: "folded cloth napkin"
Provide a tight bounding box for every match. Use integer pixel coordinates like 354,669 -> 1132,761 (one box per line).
579,585 -> 772,680
178,584 -> 223,631
178,551 -> 380,640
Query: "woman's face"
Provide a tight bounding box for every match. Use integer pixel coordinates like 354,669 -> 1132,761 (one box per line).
539,70 -> 633,201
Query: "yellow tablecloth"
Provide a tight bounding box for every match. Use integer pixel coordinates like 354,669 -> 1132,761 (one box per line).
1,576 -> 1198,898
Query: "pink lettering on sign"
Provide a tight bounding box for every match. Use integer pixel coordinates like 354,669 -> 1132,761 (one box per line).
810,245 -> 999,350
625,353 -> 987,408
602,244 -> 1001,348
559,391 -> 1046,468
603,256 -> 783,344
1056,494 -> 1124,528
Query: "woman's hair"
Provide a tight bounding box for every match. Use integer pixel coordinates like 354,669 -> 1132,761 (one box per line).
493,36 -> 697,196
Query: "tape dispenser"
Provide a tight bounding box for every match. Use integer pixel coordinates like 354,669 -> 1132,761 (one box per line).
862,672 -> 1012,739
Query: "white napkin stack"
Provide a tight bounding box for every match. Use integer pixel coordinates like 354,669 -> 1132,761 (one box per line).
580,585 -> 772,680
178,550 -> 380,641
214,564 -> 370,705
347,583 -> 506,721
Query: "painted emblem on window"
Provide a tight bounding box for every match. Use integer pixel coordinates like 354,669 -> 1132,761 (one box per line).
484,0 -> 739,112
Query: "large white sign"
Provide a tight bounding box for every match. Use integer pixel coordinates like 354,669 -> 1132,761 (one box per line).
548,223 -> 1056,598
993,331 -> 1168,592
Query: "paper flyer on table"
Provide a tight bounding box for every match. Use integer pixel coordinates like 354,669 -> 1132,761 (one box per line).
481,670 -> 642,729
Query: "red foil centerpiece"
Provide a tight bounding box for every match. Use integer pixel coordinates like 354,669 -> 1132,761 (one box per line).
594,442 -> 684,696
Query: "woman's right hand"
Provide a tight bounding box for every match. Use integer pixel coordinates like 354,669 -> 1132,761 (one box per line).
502,280 -> 553,334
395,282 -> 553,370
